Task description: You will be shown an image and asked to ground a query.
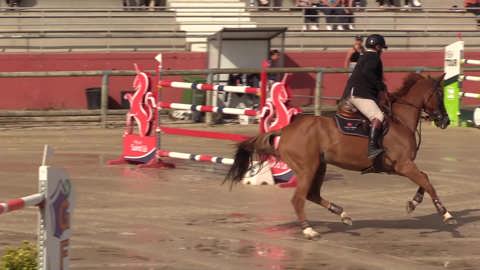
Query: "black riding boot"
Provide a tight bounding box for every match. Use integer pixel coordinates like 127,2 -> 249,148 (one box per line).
368,118 -> 384,159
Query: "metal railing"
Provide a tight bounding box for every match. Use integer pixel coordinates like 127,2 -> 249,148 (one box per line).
2,65 -> 480,127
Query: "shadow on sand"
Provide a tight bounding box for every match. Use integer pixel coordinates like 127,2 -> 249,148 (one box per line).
276,208 -> 480,238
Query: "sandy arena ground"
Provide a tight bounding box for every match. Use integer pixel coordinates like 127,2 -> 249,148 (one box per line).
0,123 -> 479,270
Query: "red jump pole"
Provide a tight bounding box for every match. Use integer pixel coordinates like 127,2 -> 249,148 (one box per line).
160,126 -> 249,142
260,59 -> 269,111
259,60 -> 269,134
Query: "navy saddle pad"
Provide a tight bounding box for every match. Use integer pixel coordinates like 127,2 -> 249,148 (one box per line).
334,114 -> 369,137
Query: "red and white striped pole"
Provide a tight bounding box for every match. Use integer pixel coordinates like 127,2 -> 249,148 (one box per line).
159,102 -> 258,117
157,150 -> 234,165
0,193 -> 44,215
159,80 -> 260,95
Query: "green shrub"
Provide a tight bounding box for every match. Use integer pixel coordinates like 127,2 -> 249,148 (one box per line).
181,76 -> 207,105
0,241 -> 38,270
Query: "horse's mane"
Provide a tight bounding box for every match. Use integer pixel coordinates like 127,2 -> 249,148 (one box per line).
390,73 -> 425,98
379,73 -> 427,120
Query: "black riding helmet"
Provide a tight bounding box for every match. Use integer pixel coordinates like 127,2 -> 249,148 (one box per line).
365,34 -> 388,49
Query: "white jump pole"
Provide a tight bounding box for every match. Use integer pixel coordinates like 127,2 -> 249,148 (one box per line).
460,75 -> 480,82
462,59 -> 480,65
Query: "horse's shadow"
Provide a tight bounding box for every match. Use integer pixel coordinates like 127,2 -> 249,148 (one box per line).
277,209 -> 480,238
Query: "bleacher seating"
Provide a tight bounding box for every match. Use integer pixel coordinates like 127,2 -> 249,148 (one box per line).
0,0 -> 186,52
251,0 -> 480,50
0,0 -> 477,52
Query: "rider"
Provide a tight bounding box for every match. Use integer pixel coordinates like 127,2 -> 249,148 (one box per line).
342,34 -> 388,159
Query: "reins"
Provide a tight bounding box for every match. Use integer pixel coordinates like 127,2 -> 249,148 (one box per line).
383,94 -> 426,152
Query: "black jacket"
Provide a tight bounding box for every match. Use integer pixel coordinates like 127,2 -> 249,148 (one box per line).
342,51 -> 386,101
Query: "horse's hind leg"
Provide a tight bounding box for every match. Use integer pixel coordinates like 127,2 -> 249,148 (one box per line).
396,161 -> 456,224
406,187 -> 425,214
283,155 -> 320,239
307,162 -> 353,226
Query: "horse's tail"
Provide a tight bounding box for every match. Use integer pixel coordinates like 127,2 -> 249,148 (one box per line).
224,131 -> 280,185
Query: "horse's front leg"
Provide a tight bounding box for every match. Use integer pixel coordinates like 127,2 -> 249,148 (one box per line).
406,187 -> 424,214
396,161 -> 457,225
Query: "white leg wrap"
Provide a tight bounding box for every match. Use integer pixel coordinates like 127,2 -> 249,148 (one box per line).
302,227 -> 320,239
340,211 -> 353,226
443,211 -> 453,221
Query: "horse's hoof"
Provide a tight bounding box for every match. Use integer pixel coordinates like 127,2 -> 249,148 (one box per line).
443,212 -> 457,225
406,200 -> 416,214
341,212 -> 353,226
302,227 -> 320,239
444,217 -> 458,225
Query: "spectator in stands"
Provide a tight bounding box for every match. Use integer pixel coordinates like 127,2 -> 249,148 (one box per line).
376,0 -> 394,8
252,0 -> 283,10
378,0 -> 422,9
123,0 -> 165,11
342,0 -> 355,30
228,73 -> 244,86
123,0 -> 137,10
465,0 -> 480,27
344,35 -> 365,70
403,0 -> 422,9
258,0 -> 270,8
297,0 -> 320,31
321,0 -> 349,31
5,0 -> 21,7
148,0 -> 167,11
267,49 -> 281,82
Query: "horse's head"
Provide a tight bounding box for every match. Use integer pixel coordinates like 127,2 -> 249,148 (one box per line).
422,74 -> 450,129
392,73 -> 450,129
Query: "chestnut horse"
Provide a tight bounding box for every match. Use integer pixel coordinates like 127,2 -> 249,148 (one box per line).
225,73 -> 454,239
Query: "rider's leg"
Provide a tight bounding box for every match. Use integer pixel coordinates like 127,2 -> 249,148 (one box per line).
348,97 -> 385,159
368,118 -> 384,159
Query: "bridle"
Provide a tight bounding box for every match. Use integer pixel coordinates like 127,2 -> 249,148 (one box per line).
388,79 -> 445,122
384,80 -> 446,151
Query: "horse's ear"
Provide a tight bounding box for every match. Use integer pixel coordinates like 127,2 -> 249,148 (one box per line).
434,73 -> 446,88
437,73 -> 446,82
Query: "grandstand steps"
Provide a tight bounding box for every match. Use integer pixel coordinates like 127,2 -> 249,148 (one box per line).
252,8 -> 478,50
21,0 -> 124,9
0,11 -> 179,32
0,34 -> 187,52
244,0 -> 465,9
354,12 -> 477,31
168,0 -> 254,52
0,10 -> 187,52
280,32 -> 480,51
364,0 -> 464,8
251,10 -> 477,31
0,1 -> 475,52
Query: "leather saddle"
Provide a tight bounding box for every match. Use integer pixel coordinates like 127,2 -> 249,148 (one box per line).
335,100 -> 370,137
335,100 -> 391,174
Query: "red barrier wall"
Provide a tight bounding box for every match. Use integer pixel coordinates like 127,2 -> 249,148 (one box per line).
0,50 -> 479,110
0,52 -> 205,110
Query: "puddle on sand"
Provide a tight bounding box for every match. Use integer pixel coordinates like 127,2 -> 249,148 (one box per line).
191,237 -> 293,269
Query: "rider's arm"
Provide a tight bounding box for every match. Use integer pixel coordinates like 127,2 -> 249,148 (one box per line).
344,48 -> 354,69
361,56 -> 386,91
